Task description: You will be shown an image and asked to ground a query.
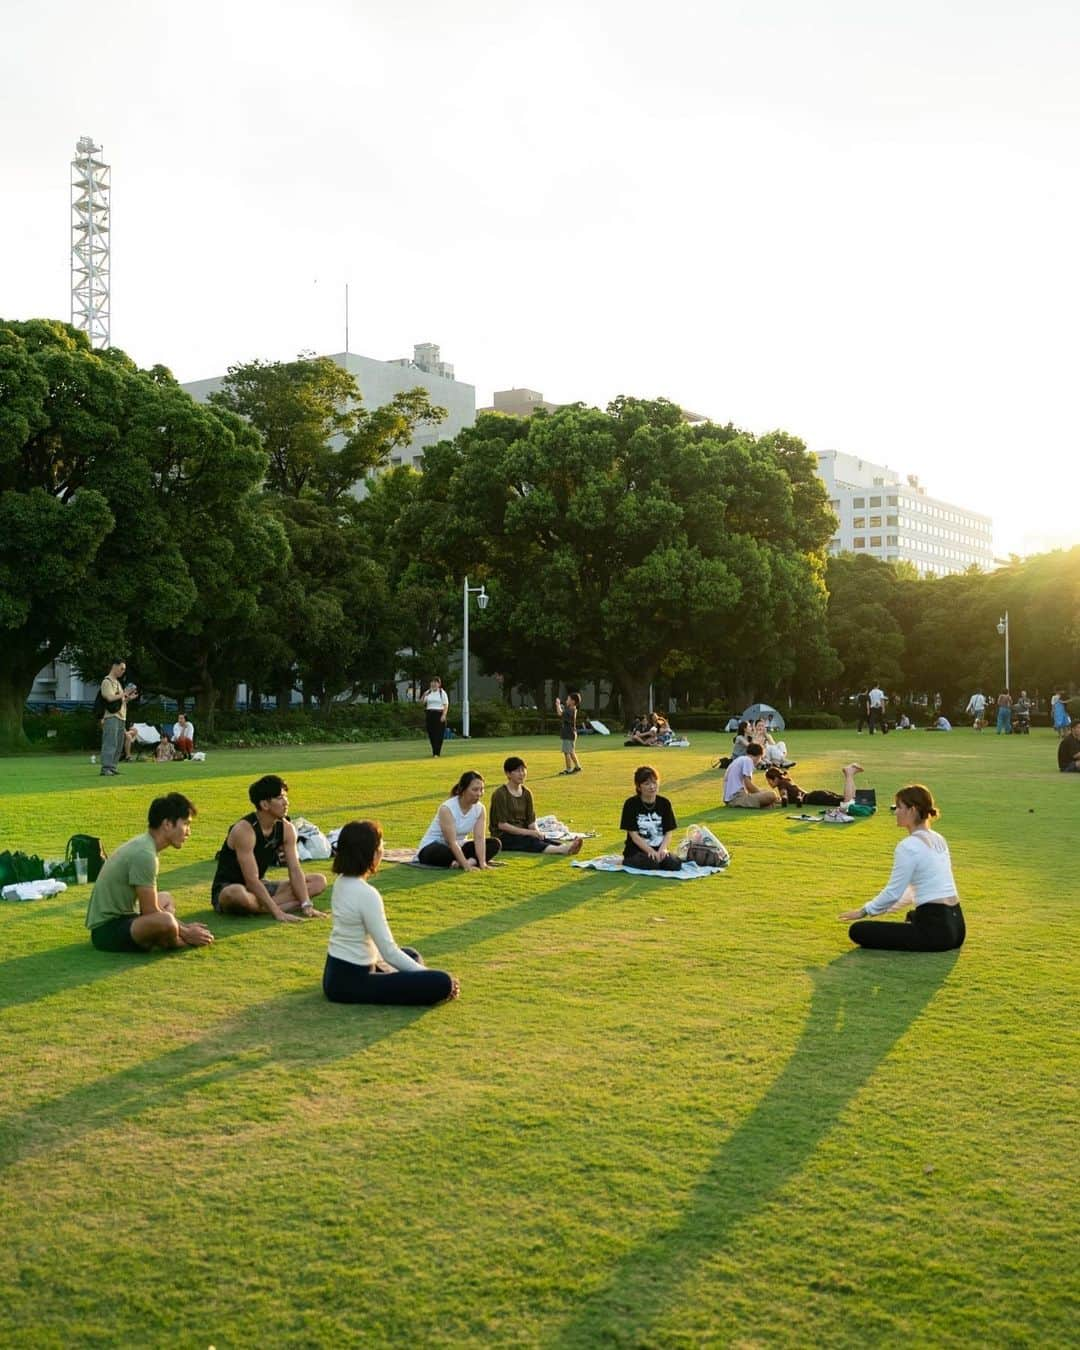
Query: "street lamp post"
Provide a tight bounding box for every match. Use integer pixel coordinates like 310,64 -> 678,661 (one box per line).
996,610 -> 1010,692
462,576 -> 489,739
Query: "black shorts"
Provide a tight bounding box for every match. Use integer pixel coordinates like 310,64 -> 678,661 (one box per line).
90,914 -> 144,952
211,878 -> 278,912
498,833 -> 551,853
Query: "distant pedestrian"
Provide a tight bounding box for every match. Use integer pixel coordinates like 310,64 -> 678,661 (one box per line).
965,690 -> 986,731
423,676 -> 449,757
867,682 -> 887,734
555,692 -> 582,775
996,690 -> 1013,735
1052,691 -> 1070,738
98,658 -> 137,777
856,689 -> 870,734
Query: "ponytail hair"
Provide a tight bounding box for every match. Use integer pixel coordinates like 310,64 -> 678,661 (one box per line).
895,783 -> 939,822
451,770 -> 484,798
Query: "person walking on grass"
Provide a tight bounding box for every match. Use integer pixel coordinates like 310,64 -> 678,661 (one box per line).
85,793 -> 214,953
619,765 -> 683,871
838,784 -> 966,952
210,775 -> 328,921
323,820 -> 459,1006
489,756 -> 584,855
423,675 -> 449,758
965,690 -> 987,731
555,691 -> 582,775
996,689 -> 1013,734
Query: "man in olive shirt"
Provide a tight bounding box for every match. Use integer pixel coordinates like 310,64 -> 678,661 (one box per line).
489,757 -> 583,855
99,657 -> 137,776
85,793 -> 214,952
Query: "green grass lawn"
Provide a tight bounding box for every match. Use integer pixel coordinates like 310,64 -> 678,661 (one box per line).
0,731 -> 1075,1347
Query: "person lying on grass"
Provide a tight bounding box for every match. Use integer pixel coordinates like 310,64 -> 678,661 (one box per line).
620,765 -> 683,871
85,792 -> 214,953
323,820 -> 459,1006
489,756 -> 584,855
416,770 -> 502,869
210,774 -> 328,921
838,783 -> 966,952
764,762 -> 864,808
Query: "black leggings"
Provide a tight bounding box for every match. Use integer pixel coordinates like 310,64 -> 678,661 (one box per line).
623,847 -> 683,872
425,710 -> 446,757
849,902 -> 966,952
416,838 -> 503,868
323,951 -> 453,1006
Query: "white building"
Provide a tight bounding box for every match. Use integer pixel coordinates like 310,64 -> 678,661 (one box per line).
815,451 -> 994,577
181,342 -> 475,470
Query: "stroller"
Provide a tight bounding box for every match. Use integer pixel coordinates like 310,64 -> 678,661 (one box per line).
1012,703 -> 1031,735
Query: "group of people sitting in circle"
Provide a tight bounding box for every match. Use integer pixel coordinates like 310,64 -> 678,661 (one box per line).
82,735 -> 969,1013
625,712 -> 677,747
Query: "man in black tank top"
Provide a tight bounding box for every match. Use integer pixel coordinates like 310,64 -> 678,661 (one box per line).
211,774 -> 328,921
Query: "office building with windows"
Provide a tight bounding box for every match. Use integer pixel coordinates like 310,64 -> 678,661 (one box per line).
815,451 -> 994,576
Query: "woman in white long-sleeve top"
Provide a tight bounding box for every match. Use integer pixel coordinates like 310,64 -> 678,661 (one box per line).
839,784 -> 966,952
323,821 -> 459,1005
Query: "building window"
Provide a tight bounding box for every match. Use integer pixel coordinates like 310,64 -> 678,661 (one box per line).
853,497 -> 865,508
887,535 -> 898,546
853,537 -> 865,548
853,516 -> 866,529
869,515 -> 881,527
887,495 -> 898,506
887,514 -> 898,527
870,536 -> 882,548
870,496 -> 882,507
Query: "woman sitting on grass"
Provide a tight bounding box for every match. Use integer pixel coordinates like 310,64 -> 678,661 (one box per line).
416,770 -> 501,869
323,820 -> 459,1005
838,784 -> 966,952
620,765 -> 683,871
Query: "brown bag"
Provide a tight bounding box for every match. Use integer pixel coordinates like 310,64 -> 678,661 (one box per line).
686,842 -> 724,868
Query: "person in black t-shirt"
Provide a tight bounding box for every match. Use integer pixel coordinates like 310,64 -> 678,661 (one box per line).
619,765 -> 683,871
1057,720 -> 1080,772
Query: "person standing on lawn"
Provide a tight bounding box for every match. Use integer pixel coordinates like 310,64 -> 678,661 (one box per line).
555,691 -> 582,775
98,657 -> 137,776
211,775 -> 328,921
84,793 -> 214,952
423,676 -> 450,758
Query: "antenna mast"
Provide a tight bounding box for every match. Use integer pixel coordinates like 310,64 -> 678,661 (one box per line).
70,135 -> 111,348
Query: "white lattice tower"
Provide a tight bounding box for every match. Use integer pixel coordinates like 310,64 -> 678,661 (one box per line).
70,135 -> 110,348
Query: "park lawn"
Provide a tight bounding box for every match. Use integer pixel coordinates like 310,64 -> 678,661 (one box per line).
0,730 -> 1075,1348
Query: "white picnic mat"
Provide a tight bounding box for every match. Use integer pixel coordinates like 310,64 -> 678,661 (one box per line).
572,854 -> 727,879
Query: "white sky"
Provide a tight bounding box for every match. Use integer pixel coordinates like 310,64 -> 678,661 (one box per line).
3,0 -> 1078,556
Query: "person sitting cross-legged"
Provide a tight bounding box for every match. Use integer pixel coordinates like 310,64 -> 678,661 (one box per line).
323,820 -> 459,1006
619,765 -> 683,871
723,742 -> 780,809
489,756 -> 584,855
416,771 -> 502,869
211,774 -> 328,921
85,792 -> 214,953
1058,717 -> 1080,772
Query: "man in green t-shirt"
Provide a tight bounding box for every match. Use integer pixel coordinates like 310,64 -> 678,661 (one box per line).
84,793 -> 215,953
489,756 -> 584,855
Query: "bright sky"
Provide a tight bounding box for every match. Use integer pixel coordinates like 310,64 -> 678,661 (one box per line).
3,0 -> 1078,557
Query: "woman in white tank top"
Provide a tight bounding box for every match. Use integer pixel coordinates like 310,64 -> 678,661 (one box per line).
416,771 -> 502,869
839,784 -> 966,952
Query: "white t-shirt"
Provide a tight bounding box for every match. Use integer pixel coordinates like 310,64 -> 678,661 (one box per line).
423,689 -> 449,713
327,875 -> 423,971
418,796 -> 483,851
868,686 -> 885,708
865,830 -> 959,915
966,694 -> 986,714
723,754 -> 758,801
174,719 -> 195,741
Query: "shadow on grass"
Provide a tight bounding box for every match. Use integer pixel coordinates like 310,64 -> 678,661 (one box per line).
0,987 -> 425,1171
554,947 -> 959,1347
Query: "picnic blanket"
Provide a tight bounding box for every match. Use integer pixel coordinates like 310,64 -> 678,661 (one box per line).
572,854 -> 727,879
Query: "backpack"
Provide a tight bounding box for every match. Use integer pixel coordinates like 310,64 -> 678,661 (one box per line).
92,690 -> 122,718
65,834 -> 109,882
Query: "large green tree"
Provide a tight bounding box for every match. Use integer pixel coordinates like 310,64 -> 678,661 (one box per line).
411,398 -> 837,714
0,319 -> 269,749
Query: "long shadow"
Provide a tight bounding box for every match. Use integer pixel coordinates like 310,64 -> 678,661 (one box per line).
554,947 -> 959,1347
415,874 -> 624,960
0,987 -> 425,1171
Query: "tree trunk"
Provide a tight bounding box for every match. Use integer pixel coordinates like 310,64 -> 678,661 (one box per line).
0,670 -> 31,753
611,661 -> 656,726
195,663 -> 218,736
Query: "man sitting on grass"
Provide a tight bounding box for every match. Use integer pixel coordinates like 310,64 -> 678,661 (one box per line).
210,774 -> 328,922
84,792 -> 214,953
489,756 -> 584,855
723,743 -> 780,809
1057,718 -> 1080,773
